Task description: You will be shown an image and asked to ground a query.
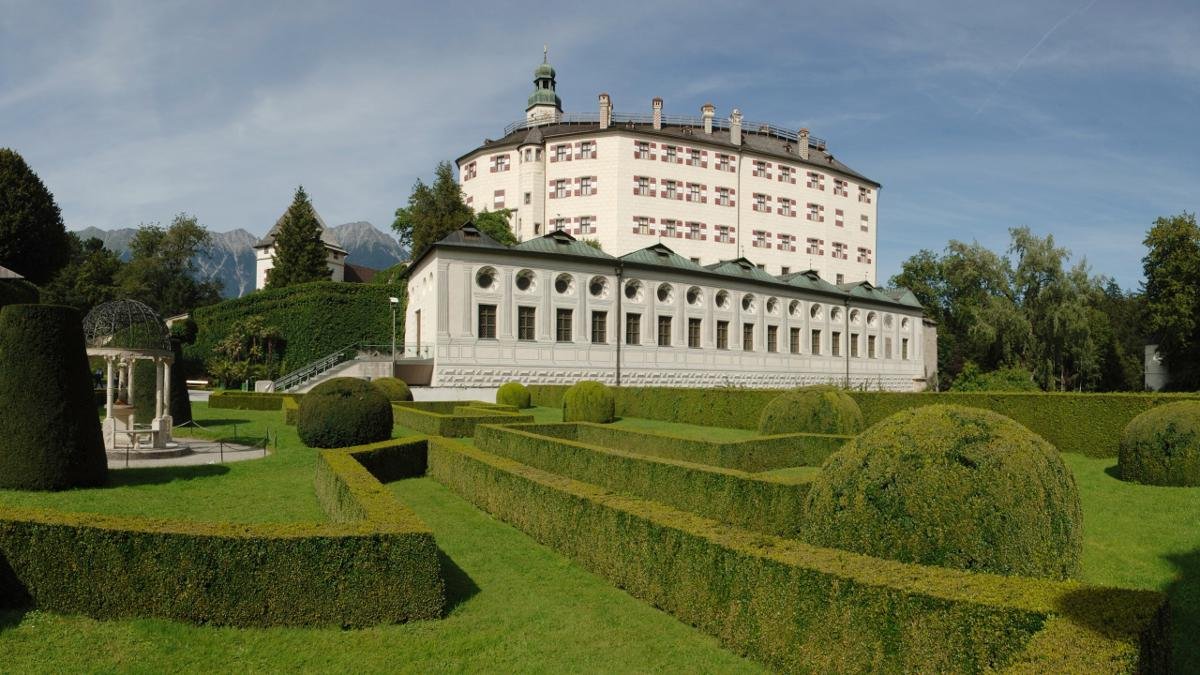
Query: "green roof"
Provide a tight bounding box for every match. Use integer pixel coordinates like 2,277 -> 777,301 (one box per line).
514,230 -> 615,260
779,270 -> 842,294
704,258 -> 779,284
527,88 -> 562,109
534,62 -> 555,79
619,243 -> 708,271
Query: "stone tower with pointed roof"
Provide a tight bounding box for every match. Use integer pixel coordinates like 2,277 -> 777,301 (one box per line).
526,47 -> 563,124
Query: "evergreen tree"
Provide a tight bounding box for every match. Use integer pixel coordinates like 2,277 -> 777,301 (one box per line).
267,186 -> 330,289
116,213 -> 223,316
40,233 -> 123,312
392,162 -> 473,256
0,148 -> 71,283
475,208 -> 518,245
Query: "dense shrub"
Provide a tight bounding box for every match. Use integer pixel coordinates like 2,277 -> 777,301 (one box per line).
1119,401 -> 1200,486
496,381 -> 531,409
950,362 -> 1040,392
0,304 -> 107,490
297,377 -> 393,448
525,385 -> 1200,457
0,278 -> 39,308
0,438 -> 444,627
757,386 -> 865,436
430,437 -> 1168,673
169,341 -> 192,425
562,380 -> 615,423
805,405 -> 1082,580
371,376 -> 413,402
186,281 -> 406,375
208,391 -> 293,410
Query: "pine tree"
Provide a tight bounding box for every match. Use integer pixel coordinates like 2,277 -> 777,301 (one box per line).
392,162 -> 473,256
0,148 -> 71,283
267,186 -> 330,289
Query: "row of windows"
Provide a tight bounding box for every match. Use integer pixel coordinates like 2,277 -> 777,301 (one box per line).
477,305 -> 911,358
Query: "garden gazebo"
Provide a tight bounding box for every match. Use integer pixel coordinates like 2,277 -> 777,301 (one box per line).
83,299 -> 181,453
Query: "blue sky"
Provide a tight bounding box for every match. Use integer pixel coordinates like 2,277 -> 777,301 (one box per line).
2,1 -> 1197,289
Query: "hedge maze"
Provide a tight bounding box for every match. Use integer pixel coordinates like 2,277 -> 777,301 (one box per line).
391,401 -> 533,437
0,437 -> 445,627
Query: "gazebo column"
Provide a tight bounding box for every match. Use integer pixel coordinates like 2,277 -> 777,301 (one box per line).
155,359 -> 165,419
105,356 -> 115,419
127,358 -> 136,418
163,360 -> 172,416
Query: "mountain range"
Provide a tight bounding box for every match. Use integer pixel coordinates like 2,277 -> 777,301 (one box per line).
75,221 -> 408,298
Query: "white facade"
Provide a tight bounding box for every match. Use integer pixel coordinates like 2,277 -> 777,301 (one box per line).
406,230 -> 928,391
252,207 -> 349,290
457,64 -> 880,284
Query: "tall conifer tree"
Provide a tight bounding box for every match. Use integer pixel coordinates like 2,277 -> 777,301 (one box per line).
267,186 -> 329,288
0,148 -> 71,283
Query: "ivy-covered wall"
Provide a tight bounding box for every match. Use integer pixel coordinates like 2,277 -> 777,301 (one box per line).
185,281 -> 406,376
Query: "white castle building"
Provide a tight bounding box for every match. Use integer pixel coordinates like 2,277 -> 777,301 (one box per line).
404,56 -> 933,391
457,55 -> 880,285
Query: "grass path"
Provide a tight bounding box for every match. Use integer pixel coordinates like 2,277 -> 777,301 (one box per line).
0,477 -> 761,673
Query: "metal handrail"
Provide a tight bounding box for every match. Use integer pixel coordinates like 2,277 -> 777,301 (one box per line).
501,112 -> 826,150
272,343 -> 436,392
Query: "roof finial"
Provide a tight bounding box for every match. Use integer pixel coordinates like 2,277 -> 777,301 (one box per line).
543,44 -> 548,63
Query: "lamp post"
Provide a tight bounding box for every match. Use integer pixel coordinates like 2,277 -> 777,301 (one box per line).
389,296 -> 399,365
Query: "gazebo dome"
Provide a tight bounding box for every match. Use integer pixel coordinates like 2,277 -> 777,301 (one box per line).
83,299 -> 172,355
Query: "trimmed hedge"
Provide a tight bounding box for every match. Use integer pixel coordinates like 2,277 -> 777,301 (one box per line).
208,390 -> 297,411
0,304 -> 107,490
475,423 -> 811,536
372,377 -> 413,402
562,380 -> 615,423
757,387 -> 865,436
526,385 -> 1200,457
1119,401 -> 1200,486
0,437 -> 445,627
429,438 -> 1169,673
282,396 -> 300,425
297,378 -> 392,449
805,405 -> 1083,580
496,381 -> 531,409
392,401 -> 533,437
186,281 -> 405,375
538,423 -> 848,473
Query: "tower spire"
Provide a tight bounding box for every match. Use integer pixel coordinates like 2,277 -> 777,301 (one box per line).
543,44 -> 548,63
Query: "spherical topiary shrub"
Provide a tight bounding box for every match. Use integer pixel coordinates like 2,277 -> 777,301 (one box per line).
371,376 -> 413,402
757,386 -> 865,436
0,304 -> 107,490
297,377 -> 393,448
1119,401 -> 1200,487
496,381 -> 531,409
804,405 -> 1082,580
562,380 -> 615,423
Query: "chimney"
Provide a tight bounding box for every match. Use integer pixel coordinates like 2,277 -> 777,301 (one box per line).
701,103 -> 714,134
652,97 -> 663,130
730,109 -> 742,146
798,128 -> 810,160
599,93 -> 612,130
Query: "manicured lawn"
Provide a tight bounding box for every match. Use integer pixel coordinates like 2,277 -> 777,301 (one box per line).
0,401 -> 1197,671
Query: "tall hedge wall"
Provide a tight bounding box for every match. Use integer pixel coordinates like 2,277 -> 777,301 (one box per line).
0,279 -> 39,308
475,423 -> 812,537
429,439 -> 1169,673
0,438 -> 445,627
526,385 -> 1200,457
186,281 -> 405,375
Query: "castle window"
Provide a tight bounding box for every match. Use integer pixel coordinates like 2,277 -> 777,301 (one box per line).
778,165 -> 796,184
806,203 -> 824,222
717,321 -> 729,349
626,312 -> 641,344
491,154 -> 510,172
517,306 -> 536,341
715,225 -> 733,244
836,273 -> 845,284
524,192 -> 531,205
663,180 -> 678,200
812,329 -> 822,355
634,216 -> 651,235
716,154 -> 732,171
902,338 -> 909,360
665,145 -> 677,163
579,216 -> 595,235
579,141 -> 596,159
834,178 -> 848,197
850,333 -> 860,358
806,238 -> 824,255
754,193 -> 768,212
857,247 -> 873,264
790,327 -> 801,354
861,214 -> 870,232
767,325 -> 778,353
662,220 -> 678,238
553,180 -> 569,199
687,183 -> 701,202
477,304 -> 496,339
742,323 -> 754,351
688,148 -> 702,166
835,208 -> 844,227
554,144 -> 570,162
831,331 -> 841,357
777,198 -> 795,217
657,316 -> 672,346
832,242 -> 848,260
591,311 -> 607,344
688,318 -> 702,348
687,222 -> 701,240
635,141 -> 652,159
859,186 -> 872,203
806,171 -> 824,190
493,190 -> 505,209
752,230 -> 769,248
556,308 -> 573,342
580,176 -> 595,196
716,187 -> 732,206
753,160 -> 771,178
635,176 -> 652,196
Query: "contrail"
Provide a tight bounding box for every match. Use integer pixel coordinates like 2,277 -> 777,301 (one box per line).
974,0 -> 1099,115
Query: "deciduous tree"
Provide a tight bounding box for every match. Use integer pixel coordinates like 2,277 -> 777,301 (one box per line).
1142,212 -> 1200,389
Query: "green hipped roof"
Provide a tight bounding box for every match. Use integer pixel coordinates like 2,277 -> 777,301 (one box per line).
513,229 -> 616,260
619,243 -> 708,271
704,258 -> 779,284
779,269 -> 843,294
534,62 -> 555,79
